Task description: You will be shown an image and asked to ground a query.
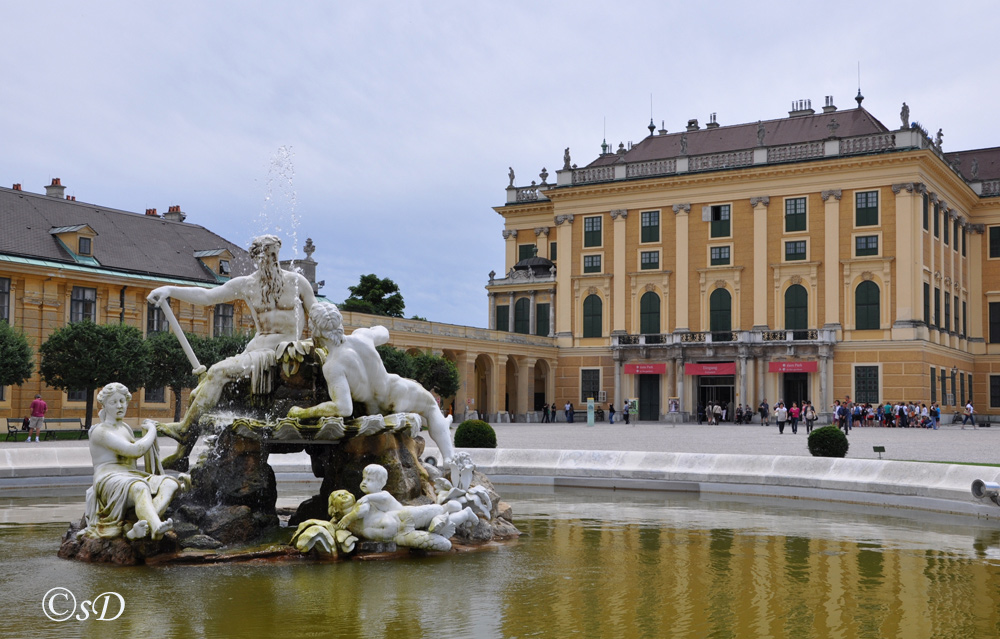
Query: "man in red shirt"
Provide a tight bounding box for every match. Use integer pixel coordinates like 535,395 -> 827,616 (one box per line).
28,394 -> 47,442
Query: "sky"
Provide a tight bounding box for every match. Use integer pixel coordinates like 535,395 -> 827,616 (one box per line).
2,1 -> 995,327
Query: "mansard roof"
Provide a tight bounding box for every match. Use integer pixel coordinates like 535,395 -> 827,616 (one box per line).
0,186 -> 252,282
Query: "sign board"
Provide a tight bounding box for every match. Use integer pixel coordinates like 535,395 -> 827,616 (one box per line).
624,363 -> 667,375
684,362 -> 736,376
768,361 -> 819,373
668,397 -> 680,413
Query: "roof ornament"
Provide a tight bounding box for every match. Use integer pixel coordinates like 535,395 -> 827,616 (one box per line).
680,133 -> 688,155
539,168 -> 548,185
900,102 -> 909,129
827,117 -> 840,136
508,167 -> 515,188
756,121 -> 765,147
563,148 -> 571,170
972,158 -> 980,180
855,88 -> 864,107
935,129 -> 943,151
601,139 -> 608,155
648,118 -> 656,137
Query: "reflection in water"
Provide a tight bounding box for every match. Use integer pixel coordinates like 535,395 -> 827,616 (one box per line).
2,486 -> 1000,638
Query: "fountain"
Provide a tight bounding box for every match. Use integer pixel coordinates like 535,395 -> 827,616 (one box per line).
58,235 -> 517,564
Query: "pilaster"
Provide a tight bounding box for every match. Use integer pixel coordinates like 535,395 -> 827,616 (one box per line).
891,183 -> 922,336
822,189 -> 842,328
751,196 -> 769,328
611,209 -> 628,333
502,229 -> 517,272
672,204 -> 690,331
554,215 -> 574,345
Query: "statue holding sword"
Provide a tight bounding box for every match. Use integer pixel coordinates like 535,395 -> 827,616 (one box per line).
147,235 -> 316,466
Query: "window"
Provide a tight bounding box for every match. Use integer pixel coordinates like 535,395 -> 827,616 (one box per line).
990,302 -> 1000,343
784,241 -> 806,262
962,229 -> 967,257
855,281 -> 880,330
969,374 -> 974,406
992,376 -> 1000,408
583,255 -> 601,273
214,303 -> 234,337
640,251 -> 659,270
955,295 -> 960,335
513,298 -> 530,334
855,366 -> 879,404
68,389 -> 88,402
536,303 -> 549,337
641,211 -> 660,243
855,190 -> 879,226
518,244 -> 535,261
953,220 -> 959,251
943,213 -> 949,245
582,295 -> 602,338
923,283 -> 930,326
219,259 -> 231,275
581,369 -> 600,404
709,288 -> 732,333
963,301 -> 967,337
584,216 -> 602,247
785,197 -> 806,232
961,373 -> 966,406
785,285 -> 808,332
0,277 -> 9,322
550,242 -> 557,261
710,246 -> 730,266
147,301 -> 167,334
710,205 -> 731,238
146,387 -> 166,403
0,386 -> 4,401
934,203 -> 940,238
934,288 -> 941,329
941,368 -> 947,406
640,292 -> 660,335
78,237 -> 92,255
922,193 -> 929,231
951,370 -> 957,405
70,286 -> 97,323
855,235 -> 878,257
992,228 -> 1000,258
944,295 -> 951,332
931,368 -> 936,403
495,305 -> 509,332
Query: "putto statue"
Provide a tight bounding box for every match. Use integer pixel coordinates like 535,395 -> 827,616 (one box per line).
147,234 -> 317,462
288,301 -> 456,463
82,383 -> 190,540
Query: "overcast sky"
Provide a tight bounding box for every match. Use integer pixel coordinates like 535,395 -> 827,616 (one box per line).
2,1 -> 994,327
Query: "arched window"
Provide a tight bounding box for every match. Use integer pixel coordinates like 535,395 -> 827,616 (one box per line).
709,288 -> 732,334
855,281 -> 880,330
784,284 -> 808,334
640,292 -> 660,335
513,298 -> 530,334
583,295 -> 602,338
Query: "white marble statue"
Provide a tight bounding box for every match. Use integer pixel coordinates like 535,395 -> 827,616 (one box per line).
329,464 -> 478,552
289,491 -> 359,557
287,302 -> 456,463
82,383 -> 190,540
147,235 -> 317,461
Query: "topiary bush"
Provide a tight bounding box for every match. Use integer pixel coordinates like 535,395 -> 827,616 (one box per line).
454,419 -> 497,449
807,425 -> 849,458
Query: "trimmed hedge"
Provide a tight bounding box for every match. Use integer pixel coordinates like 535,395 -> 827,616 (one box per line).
807,425 -> 849,458
454,419 -> 497,449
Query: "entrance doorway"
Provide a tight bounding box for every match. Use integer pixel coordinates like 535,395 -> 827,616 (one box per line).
782,373 -> 809,408
698,375 -> 735,420
638,374 -> 660,421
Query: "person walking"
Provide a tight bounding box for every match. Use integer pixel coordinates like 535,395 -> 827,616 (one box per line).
804,401 -> 817,433
623,401 -> 631,425
565,401 -> 573,423
713,402 -> 723,426
28,393 -> 47,443
697,402 -> 705,425
775,402 -> 788,434
789,402 -> 801,434
963,401 -> 976,429
759,399 -> 770,426
609,403 -> 616,424
541,403 -> 550,423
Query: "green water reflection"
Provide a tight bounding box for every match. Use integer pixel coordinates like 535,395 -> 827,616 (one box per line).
2,486 -> 1000,638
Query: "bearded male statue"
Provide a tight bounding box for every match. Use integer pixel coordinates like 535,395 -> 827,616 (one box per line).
147,235 -> 316,464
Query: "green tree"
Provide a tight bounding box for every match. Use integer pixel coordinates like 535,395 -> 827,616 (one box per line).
412,352 -> 460,399
376,344 -> 415,379
0,320 -> 34,389
39,321 -> 149,428
342,274 -> 405,318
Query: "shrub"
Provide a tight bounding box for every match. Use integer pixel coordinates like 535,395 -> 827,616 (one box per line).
807,425 -> 849,458
454,419 -> 497,449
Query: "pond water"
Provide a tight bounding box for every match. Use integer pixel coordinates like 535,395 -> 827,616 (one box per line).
2,485 -> 1000,639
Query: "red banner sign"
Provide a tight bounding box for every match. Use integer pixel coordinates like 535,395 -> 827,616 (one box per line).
768,361 -> 818,373
684,362 -> 736,376
624,363 -> 667,375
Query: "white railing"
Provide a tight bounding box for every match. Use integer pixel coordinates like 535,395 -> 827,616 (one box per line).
982,180 -> 1000,197
840,133 -> 896,155
688,150 -> 754,171
572,166 -> 615,184
626,158 -> 677,178
767,142 -> 824,163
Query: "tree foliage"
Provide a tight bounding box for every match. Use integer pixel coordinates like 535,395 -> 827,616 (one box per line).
39,321 -> 149,428
342,274 -> 405,318
0,320 -> 34,388
376,345 -> 415,379
412,352 -> 460,399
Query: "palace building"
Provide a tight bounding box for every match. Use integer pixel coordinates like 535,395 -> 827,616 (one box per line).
489,96 -> 1000,420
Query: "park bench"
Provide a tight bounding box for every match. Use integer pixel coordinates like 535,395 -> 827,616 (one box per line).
5,417 -> 25,441
6,417 -> 88,441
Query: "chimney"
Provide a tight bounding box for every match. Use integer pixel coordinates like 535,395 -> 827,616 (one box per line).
788,99 -> 815,117
66,195 -> 76,201
12,183 -> 21,191
686,119 -> 700,131
163,205 -> 187,222
706,113 -> 720,129
45,177 -> 66,198
822,95 -> 837,113
145,208 -> 159,217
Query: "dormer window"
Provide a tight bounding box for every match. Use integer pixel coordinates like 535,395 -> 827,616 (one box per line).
78,237 -> 92,255
219,259 -> 230,275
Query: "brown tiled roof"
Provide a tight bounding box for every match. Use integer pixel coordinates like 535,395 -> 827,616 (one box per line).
586,107 -> 891,167
945,148 -> 1000,182
0,186 -> 252,281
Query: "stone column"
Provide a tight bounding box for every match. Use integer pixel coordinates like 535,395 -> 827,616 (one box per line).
516,357 -> 536,421
488,293 -> 496,330
494,357 -> 506,421
891,183 -> 923,335
548,289 -> 556,337
613,350 -> 622,410
666,357 -> 676,402
757,354 -> 766,406
673,204 -> 691,332
822,190 -> 842,329
554,215 -> 575,346
751,197 -> 769,329
675,357 -> 685,413
819,354 -> 829,414
738,349 -> 748,409
969,224 -> 985,347
503,229 -> 517,272
611,209 -> 628,333
529,290 -> 537,335
535,227 -> 549,259
508,293 -> 515,333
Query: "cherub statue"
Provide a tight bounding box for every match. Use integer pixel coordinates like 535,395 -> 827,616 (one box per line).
330,465 -> 478,552
289,491 -> 359,557
287,302 -> 456,463
82,383 -> 190,540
